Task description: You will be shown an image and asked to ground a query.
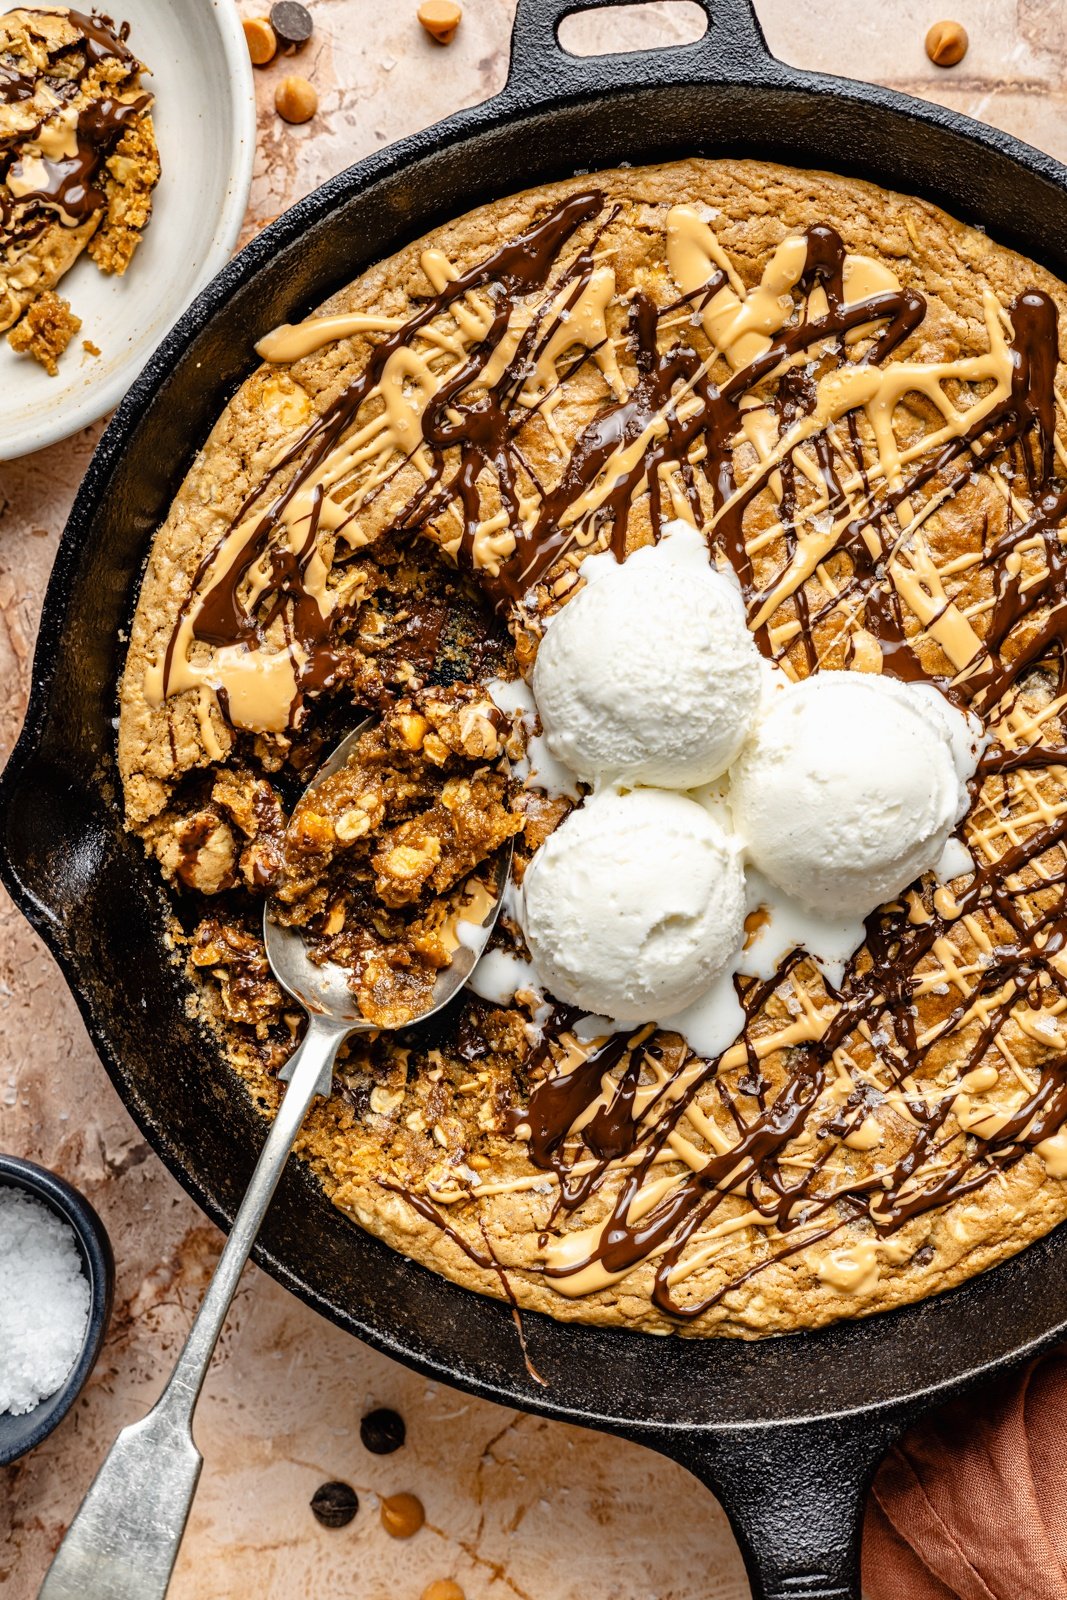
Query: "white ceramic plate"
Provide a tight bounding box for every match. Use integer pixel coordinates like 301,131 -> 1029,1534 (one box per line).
0,0 -> 256,460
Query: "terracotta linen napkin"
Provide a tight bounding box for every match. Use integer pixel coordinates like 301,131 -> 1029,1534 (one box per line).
862,1348 -> 1067,1599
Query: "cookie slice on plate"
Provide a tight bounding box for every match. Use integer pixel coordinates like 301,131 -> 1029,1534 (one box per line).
0,6 -> 160,372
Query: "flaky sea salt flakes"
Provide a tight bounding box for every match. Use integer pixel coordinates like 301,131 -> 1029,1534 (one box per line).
0,1188 -> 90,1416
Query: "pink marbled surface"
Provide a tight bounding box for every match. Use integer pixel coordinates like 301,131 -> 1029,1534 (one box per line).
2,2 -> 1066,1594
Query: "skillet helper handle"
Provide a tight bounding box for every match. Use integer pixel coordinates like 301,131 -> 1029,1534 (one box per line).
506,0 -> 773,101
37,1015 -> 348,1600
664,1412 -> 905,1600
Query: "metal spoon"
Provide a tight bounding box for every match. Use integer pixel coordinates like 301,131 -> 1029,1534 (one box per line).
39,716 -> 514,1600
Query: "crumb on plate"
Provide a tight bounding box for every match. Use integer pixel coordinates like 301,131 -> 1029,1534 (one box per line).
7,291 -> 81,376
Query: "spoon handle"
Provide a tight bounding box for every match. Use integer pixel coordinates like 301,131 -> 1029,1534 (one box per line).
38,1014 -> 349,1600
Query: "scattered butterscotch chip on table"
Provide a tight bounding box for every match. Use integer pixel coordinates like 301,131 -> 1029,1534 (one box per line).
379,1491 -> 425,1538
275,73 -> 317,123
418,0 -> 462,44
243,15 -> 277,65
7,291 -> 81,376
925,19 -> 968,66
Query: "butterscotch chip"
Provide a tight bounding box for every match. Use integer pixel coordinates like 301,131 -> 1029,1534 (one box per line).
380,1491 -> 425,1538
290,808 -> 334,849
418,0 -> 462,44
243,16 -> 277,65
399,712 -> 430,750
422,1583 -> 465,1600
275,73 -> 318,123
7,291 -> 81,376
925,20 -> 968,66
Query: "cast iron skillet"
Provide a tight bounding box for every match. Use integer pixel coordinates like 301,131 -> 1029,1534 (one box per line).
5,2 -> 1067,1594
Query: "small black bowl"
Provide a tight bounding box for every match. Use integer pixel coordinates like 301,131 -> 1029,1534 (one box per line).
0,1154 -> 114,1467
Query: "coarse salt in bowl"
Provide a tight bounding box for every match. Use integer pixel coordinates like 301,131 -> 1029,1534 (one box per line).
0,1189 -> 90,1415
0,1156 -> 113,1466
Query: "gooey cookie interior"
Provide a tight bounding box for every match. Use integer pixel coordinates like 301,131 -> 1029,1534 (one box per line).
119,159 -> 1067,1337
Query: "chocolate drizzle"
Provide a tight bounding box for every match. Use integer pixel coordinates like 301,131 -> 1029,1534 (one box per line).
378,1177 -> 547,1384
163,194 -> 1061,716
505,826 -> 1067,1316
0,61 -> 33,106
160,191 -> 604,724
156,180 -> 1067,1318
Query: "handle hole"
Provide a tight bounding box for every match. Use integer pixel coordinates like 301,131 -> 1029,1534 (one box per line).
558,1 -> 708,58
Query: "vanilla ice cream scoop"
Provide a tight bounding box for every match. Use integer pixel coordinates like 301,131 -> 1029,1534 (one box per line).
729,672 -> 980,919
532,521 -> 762,789
521,788 -> 746,1022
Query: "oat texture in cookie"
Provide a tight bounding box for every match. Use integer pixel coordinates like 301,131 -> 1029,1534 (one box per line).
118,159 -> 1067,1339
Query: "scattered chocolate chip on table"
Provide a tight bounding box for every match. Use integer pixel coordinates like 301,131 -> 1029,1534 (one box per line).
360,1405 -> 406,1454
270,0 -> 314,51
309,1480 -> 359,1528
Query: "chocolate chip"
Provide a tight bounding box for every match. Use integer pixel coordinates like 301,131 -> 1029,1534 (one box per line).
360,1406 -> 406,1454
270,0 -> 313,49
456,1005 -> 490,1062
310,1480 -> 359,1528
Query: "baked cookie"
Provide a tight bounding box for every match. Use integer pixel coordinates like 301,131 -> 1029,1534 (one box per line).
118,159 -> 1067,1338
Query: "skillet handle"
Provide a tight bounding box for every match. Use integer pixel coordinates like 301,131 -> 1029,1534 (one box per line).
653,1412 -> 907,1600
505,0 -> 776,104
